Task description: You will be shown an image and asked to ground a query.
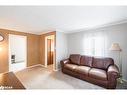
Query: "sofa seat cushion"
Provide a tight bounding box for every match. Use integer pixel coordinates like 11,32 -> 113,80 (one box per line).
64,64 -> 78,71
75,66 -> 91,75
89,68 -> 107,81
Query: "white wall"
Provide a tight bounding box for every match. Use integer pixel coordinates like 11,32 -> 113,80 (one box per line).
67,23 -> 127,80
56,30 -> 68,70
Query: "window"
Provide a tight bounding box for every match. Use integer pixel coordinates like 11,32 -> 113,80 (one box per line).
83,33 -> 106,57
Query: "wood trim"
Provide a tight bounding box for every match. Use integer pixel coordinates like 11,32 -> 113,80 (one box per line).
39,31 -> 56,67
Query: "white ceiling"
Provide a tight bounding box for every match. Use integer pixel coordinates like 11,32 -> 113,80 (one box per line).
0,6 -> 127,34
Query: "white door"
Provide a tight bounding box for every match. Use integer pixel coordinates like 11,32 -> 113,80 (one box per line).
9,34 -> 27,72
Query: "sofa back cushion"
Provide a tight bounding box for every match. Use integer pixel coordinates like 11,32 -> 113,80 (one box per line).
92,57 -> 114,70
69,54 -> 81,65
80,56 -> 93,67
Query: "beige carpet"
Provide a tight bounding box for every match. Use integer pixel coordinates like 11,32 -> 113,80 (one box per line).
15,65 -> 126,89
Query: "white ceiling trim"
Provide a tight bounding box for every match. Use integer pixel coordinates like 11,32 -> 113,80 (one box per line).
65,18 -> 127,34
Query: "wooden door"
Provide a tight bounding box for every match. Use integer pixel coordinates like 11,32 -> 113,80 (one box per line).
47,39 -> 53,65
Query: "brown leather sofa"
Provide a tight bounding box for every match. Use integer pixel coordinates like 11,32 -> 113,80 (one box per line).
60,54 -> 120,89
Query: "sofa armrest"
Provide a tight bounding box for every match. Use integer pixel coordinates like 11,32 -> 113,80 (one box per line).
60,59 -> 70,68
107,64 -> 120,80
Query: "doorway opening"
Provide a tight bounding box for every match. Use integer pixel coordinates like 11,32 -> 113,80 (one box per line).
45,35 -> 55,71
9,34 -> 27,72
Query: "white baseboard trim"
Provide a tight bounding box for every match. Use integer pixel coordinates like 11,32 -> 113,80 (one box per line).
0,71 -> 10,75
27,64 -> 61,72
53,69 -> 59,71
41,64 -> 46,68
0,64 -> 42,74
39,64 -> 59,72
53,68 -> 61,72
26,64 -> 42,69
0,64 -> 61,75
